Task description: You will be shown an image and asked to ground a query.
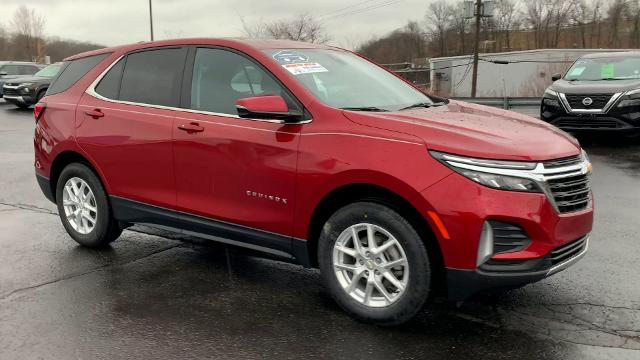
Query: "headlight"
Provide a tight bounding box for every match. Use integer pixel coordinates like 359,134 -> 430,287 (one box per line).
617,88 -> 640,108
542,88 -> 561,107
430,151 -> 543,193
18,82 -> 34,88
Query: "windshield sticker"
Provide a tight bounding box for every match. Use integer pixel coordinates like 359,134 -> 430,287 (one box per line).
282,62 -> 328,75
568,67 -> 586,76
601,63 -> 615,79
273,50 -> 309,64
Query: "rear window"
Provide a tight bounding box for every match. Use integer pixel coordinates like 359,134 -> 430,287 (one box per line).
118,48 -> 186,107
47,53 -> 110,96
95,58 -> 125,100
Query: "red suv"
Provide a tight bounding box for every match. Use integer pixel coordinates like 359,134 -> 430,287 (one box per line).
34,39 -> 593,325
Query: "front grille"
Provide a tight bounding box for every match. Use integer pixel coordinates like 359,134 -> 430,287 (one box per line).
547,174 -> 591,213
543,155 -> 582,169
2,88 -> 18,96
550,236 -> 588,266
552,117 -> 626,129
565,94 -> 613,109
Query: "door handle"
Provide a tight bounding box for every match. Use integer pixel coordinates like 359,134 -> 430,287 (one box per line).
177,122 -> 204,133
84,109 -> 104,119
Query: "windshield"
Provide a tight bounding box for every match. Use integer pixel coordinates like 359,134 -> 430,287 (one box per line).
262,48 -> 432,111
564,56 -> 640,81
34,64 -> 62,78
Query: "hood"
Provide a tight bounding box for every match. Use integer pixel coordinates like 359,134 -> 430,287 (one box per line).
342,100 -> 581,161
550,79 -> 640,94
3,76 -> 50,86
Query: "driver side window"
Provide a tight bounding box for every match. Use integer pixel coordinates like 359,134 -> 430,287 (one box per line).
190,48 -> 285,115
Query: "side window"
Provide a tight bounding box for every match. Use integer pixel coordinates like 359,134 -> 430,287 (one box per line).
21,65 -> 38,75
94,58 -> 125,99
47,53 -> 110,95
190,48 -> 286,115
119,48 -> 186,107
1,65 -> 21,75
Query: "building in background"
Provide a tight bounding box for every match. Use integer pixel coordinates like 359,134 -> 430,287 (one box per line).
429,49 -> 631,98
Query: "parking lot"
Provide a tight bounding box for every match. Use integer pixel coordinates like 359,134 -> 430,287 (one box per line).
0,99 -> 639,359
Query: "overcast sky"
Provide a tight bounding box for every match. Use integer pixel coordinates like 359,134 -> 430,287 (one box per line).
0,0 -> 437,49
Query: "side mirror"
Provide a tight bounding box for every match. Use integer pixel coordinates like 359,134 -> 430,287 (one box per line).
551,73 -> 562,81
236,95 -> 302,123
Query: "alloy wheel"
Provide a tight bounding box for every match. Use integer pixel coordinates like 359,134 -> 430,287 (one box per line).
62,177 -> 98,234
332,223 -> 409,307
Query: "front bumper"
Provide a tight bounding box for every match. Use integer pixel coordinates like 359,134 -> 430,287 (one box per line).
3,95 -> 35,106
421,170 -> 593,300
541,100 -> 640,133
446,235 -> 588,300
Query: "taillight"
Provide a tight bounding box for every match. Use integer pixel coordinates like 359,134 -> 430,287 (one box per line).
34,102 -> 46,122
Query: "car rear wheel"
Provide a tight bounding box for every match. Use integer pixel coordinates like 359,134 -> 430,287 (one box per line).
55,163 -> 122,247
318,202 -> 431,326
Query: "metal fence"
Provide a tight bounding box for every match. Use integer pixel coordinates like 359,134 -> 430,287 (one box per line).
451,97 -> 541,110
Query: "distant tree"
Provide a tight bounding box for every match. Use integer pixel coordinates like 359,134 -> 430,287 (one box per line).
241,13 -> 329,44
424,0 -> 453,56
629,0 -> 640,47
10,5 -> 45,61
449,2 -> 469,54
0,23 -> 9,60
44,37 -> 103,62
357,21 -> 427,64
607,0 -> 627,47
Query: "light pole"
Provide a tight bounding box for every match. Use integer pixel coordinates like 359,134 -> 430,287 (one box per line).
149,0 -> 154,41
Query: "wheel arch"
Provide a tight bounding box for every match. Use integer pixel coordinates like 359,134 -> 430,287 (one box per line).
305,182 -> 446,295
49,150 -> 108,202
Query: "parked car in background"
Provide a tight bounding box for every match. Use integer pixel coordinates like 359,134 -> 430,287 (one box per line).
541,51 -> 640,134
2,63 -> 63,109
0,61 -> 43,98
34,39 -> 593,325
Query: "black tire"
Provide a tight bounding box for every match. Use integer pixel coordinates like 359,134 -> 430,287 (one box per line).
318,202 -> 431,326
16,103 -> 30,109
55,163 -> 122,247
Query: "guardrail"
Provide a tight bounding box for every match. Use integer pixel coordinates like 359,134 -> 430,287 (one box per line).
451,97 -> 541,110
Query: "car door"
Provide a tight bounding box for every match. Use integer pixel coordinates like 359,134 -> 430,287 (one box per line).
173,47 -> 302,243
76,47 -> 188,210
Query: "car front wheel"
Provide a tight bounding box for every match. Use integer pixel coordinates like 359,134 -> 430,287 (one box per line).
318,202 -> 432,325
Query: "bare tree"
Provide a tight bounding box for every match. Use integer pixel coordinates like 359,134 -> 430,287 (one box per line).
449,2 -> 469,54
607,0 -> 627,47
424,0 -> 453,57
241,14 -> 329,44
10,5 -> 45,61
495,0 -> 520,51
629,0 -> 640,47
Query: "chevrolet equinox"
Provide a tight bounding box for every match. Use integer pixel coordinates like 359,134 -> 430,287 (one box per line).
34,39 -> 593,325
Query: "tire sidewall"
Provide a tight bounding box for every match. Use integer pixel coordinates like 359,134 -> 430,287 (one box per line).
55,163 -> 112,247
318,202 -> 431,325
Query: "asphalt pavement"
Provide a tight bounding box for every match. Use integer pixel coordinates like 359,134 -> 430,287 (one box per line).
0,100 -> 639,359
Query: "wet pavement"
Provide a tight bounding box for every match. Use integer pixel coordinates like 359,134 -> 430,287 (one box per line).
0,101 -> 639,359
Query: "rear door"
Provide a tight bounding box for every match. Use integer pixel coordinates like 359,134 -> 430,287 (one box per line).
76,47 -> 188,209
172,47 -> 302,238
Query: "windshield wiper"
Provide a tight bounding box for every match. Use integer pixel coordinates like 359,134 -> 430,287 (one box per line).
398,102 -> 446,111
340,107 -> 389,112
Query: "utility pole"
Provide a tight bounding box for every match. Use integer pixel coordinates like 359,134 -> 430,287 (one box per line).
149,0 -> 154,41
465,0 -> 493,97
470,0 -> 482,98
